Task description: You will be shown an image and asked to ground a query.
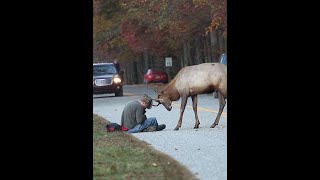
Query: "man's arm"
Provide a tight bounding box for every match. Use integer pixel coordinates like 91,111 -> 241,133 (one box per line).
136,107 -> 147,124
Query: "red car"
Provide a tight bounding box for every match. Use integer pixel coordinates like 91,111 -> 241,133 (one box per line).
143,69 -> 168,84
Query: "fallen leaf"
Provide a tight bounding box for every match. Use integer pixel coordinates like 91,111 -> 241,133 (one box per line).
152,163 -> 157,166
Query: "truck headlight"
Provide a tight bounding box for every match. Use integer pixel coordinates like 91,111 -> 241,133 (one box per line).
113,76 -> 121,83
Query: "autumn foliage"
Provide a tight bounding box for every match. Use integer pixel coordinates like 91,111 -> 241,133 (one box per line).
93,0 -> 227,61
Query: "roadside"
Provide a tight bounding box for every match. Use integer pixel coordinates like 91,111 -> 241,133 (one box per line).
93,114 -> 198,180
93,84 -> 227,180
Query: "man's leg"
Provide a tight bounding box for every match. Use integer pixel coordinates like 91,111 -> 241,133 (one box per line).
128,117 -> 158,133
144,117 -> 166,131
143,117 -> 158,128
127,124 -> 142,133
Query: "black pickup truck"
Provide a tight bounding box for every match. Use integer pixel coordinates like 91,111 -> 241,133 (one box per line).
93,62 -> 124,96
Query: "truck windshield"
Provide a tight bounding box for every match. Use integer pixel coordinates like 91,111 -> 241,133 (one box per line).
93,64 -> 117,76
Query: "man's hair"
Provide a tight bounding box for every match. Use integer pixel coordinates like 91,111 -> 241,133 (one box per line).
140,94 -> 152,109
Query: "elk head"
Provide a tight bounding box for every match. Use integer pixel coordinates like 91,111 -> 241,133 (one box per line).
152,89 -> 172,111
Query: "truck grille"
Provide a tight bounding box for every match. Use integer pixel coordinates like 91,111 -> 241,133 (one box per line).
94,78 -> 112,86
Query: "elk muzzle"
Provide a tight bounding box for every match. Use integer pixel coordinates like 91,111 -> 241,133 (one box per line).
152,98 -> 172,111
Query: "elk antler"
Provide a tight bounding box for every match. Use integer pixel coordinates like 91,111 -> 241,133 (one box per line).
151,98 -> 161,106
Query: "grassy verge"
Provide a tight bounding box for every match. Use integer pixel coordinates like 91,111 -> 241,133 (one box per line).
93,114 -> 198,180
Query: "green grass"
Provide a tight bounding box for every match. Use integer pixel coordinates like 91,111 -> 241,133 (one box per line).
93,114 -> 198,180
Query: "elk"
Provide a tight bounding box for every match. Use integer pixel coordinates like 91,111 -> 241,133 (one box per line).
152,63 -> 227,130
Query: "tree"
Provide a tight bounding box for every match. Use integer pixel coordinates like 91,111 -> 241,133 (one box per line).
93,0 -> 227,84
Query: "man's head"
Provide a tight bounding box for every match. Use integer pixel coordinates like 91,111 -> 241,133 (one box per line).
140,94 -> 153,109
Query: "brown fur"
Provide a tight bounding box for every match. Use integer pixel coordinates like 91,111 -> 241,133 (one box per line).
155,63 -> 227,130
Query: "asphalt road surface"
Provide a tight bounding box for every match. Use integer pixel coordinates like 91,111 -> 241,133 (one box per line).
93,84 -> 227,180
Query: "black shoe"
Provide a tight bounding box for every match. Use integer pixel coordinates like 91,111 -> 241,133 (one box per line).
142,125 -> 157,132
157,124 -> 166,131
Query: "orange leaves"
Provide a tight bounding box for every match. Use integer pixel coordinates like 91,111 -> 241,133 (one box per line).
94,0 -> 227,60
192,0 -> 227,35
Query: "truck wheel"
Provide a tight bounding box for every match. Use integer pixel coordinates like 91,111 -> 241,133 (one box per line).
115,87 -> 123,97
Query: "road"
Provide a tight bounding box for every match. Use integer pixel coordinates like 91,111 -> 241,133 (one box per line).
93,84 -> 227,180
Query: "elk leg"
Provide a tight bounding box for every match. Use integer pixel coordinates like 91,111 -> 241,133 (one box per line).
191,95 -> 200,129
211,91 -> 226,128
174,95 -> 188,130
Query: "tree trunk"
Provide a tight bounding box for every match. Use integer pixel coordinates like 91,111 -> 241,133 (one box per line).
133,61 -> 139,84
183,41 -> 191,67
194,37 -> 202,65
189,39 -> 195,65
143,49 -> 149,71
218,29 -> 226,54
124,62 -> 134,85
204,34 -> 211,63
210,29 -> 219,62
224,36 -> 227,53
180,51 -> 185,68
136,55 -> 144,84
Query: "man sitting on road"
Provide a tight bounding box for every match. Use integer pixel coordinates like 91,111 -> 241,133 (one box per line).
121,94 -> 166,133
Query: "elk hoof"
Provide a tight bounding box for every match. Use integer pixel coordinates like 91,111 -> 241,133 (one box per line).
210,124 -> 218,128
194,126 -> 199,129
174,127 -> 180,131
